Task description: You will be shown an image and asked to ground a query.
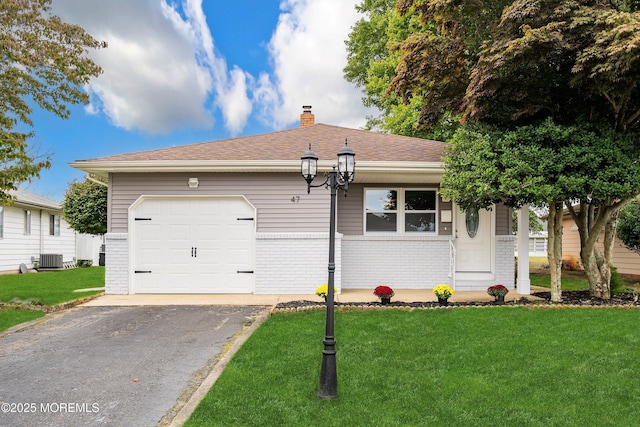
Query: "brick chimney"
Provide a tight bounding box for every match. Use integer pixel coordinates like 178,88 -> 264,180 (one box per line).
300,105 -> 315,127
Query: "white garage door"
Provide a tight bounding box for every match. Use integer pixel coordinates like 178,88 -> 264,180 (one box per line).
131,197 -> 255,293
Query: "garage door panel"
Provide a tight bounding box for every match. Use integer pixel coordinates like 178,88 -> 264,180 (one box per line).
132,197 -> 255,294
167,224 -> 190,241
195,224 -> 220,242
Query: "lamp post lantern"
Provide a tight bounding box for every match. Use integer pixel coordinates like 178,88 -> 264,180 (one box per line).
301,139 -> 355,399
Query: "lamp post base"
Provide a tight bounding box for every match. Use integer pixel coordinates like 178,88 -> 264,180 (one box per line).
318,338 -> 338,399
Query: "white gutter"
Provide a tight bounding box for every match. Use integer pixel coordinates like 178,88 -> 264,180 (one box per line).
69,160 -> 444,177
85,174 -> 109,187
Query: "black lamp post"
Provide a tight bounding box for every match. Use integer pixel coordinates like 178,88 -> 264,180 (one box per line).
301,140 -> 355,399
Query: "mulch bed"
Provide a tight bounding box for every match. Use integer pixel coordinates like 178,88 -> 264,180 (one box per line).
273,290 -> 640,312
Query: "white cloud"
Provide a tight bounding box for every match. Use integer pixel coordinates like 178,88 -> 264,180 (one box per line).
216,67 -> 253,134
256,0 -> 375,129
53,0 -> 251,135
51,0 -> 374,135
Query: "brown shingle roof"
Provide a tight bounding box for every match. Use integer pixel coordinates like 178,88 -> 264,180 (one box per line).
83,124 -> 446,163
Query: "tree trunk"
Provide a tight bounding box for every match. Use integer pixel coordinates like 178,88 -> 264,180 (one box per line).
547,201 -> 563,302
582,251 -> 611,299
582,212 -> 617,299
568,199 -> 624,300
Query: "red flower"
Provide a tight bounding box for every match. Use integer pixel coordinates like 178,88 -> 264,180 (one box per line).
374,285 -> 395,298
487,284 -> 509,297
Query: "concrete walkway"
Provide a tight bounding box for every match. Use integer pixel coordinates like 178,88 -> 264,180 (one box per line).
81,288 -> 547,307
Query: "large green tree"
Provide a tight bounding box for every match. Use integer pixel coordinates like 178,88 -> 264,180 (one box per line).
61,176 -> 107,235
345,0 -> 423,136
441,120 -> 640,300
385,0 -> 640,300
1,0 -> 105,203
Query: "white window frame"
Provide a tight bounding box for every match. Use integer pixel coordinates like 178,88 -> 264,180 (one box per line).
364,188 -> 438,234
24,210 -> 31,235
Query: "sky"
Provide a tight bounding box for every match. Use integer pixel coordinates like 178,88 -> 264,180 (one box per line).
23,0 -> 376,202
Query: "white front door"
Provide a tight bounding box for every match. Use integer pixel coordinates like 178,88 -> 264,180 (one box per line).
455,206 -> 493,273
131,196 -> 255,294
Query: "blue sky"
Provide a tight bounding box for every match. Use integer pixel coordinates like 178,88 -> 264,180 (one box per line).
24,0 -> 375,201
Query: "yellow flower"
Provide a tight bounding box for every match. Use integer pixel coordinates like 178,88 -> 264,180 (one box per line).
433,284 -> 454,299
315,284 -> 337,298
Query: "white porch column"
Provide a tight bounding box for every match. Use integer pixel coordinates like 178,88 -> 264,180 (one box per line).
517,205 -> 531,294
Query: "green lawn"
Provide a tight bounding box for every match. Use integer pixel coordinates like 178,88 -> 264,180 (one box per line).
529,272 -> 590,290
0,267 -> 104,332
186,308 -> 640,426
527,256 -> 591,290
0,266 -> 104,306
0,309 -> 45,332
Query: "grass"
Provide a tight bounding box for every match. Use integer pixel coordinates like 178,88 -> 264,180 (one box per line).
0,266 -> 104,306
528,256 -> 590,290
529,273 -> 590,290
185,308 -> 640,426
0,267 -> 104,332
528,256 -> 638,291
0,309 -> 45,332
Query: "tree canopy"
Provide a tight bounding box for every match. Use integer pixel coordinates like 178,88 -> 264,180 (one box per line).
1,0 -> 105,203
390,0 -> 640,132
62,176 -> 107,235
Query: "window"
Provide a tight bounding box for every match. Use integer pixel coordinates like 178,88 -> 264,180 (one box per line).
24,210 -> 31,235
50,214 -> 60,236
0,207 -> 3,238
404,190 -> 437,232
365,189 -> 397,232
365,189 -> 438,233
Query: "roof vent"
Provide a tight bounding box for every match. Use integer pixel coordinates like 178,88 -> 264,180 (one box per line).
300,105 -> 314,127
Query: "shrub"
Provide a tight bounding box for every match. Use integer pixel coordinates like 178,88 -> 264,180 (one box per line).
610,266 -> 626,295
77,260 -> 93,268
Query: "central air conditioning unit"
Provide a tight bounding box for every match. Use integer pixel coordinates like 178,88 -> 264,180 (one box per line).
40,254 -> 63,269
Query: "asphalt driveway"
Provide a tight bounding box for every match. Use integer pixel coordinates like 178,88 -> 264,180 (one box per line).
0,305 -> 267,427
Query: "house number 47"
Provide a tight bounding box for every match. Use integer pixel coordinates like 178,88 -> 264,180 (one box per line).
291,196 -> 300,203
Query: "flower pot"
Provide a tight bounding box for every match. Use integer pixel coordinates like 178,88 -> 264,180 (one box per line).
438,297 -> 449,306
495,294 -> 505,303
381,297 -> 391,305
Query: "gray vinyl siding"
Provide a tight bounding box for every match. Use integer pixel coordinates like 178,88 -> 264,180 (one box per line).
108,172 -> 330,233
438,198 -> 453,236
337,183 -> 364,235
495,204 -> 512,235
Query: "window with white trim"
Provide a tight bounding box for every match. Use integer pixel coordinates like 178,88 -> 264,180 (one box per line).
365,188 -> 438,233
49,214 -> 60,236
24,210 -> 31,235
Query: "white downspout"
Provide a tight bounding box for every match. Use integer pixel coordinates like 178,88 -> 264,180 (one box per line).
39,210 -> 44,257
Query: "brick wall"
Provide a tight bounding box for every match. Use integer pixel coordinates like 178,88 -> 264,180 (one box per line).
105,233 -> 129,294
495,236 -> 516,288
255,233 -> 340,294
342,235 -> 453,289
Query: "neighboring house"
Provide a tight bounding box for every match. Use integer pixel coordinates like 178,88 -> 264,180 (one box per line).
562,214 -> 640,277
71,108 -> 527,295
0,189 -> 76,272
529,212 -> 548,256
